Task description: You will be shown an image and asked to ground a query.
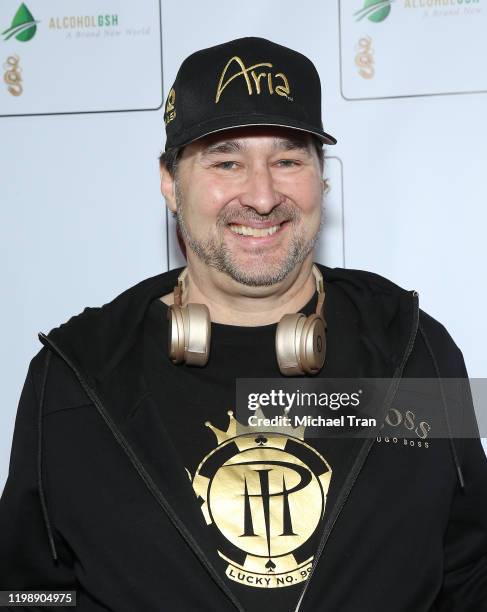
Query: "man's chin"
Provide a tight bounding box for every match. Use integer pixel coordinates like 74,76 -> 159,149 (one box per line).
183,230 -> 316,286
219,256 -> 297,287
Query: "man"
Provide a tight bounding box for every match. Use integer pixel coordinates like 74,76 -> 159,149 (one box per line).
0,36 -> 486,612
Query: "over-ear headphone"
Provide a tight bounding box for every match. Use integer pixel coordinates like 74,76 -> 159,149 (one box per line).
167,264 -> 327,376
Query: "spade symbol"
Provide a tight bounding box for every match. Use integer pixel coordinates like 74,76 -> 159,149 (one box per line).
265,559 -> 276,573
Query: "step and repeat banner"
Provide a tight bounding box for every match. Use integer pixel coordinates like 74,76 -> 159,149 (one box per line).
340,0 -> 486,99
1,1 -> 163,115
1,0 -> 486,491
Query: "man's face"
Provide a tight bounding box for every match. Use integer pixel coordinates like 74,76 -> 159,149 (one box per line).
162,126 -> 325,287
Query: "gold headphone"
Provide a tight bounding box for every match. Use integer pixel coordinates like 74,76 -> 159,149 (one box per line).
167,264 -> 327,376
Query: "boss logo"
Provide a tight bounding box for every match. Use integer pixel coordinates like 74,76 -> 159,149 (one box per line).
383,408 -> 431,439
377,408 -> 431,448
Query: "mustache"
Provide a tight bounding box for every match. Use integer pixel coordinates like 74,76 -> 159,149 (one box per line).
217,205 -> 300,227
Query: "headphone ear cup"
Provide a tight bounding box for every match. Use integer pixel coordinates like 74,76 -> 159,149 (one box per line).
167,305 -> 186,364
181,303 -> 211,366
168,302 -> 211,366
299,314 -> 326,375
275,313 -> 307,376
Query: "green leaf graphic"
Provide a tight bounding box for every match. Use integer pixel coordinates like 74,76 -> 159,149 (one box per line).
11,3 -> 34,28
2,3 -> 37,42
354,0 -> 392,23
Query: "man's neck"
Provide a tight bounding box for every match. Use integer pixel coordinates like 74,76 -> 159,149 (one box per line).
161,253 -> 317,327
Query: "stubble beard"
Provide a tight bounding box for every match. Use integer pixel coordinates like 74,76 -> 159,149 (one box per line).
174,178 -> 324,287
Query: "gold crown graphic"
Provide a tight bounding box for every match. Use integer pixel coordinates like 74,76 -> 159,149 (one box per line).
205,409 -> 305,447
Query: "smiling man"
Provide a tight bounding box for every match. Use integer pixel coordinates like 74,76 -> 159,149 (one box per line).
167,129 -> 323,285
1,37 -> 486,612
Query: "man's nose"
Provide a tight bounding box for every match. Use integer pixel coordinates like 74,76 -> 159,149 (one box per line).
239,165 -> 284,214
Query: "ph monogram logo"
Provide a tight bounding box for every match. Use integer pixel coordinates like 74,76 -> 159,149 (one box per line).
215,55 -> 292,103
191,411 -> 331,588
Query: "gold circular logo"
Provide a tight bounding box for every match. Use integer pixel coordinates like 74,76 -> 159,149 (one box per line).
192,413 -> 332,588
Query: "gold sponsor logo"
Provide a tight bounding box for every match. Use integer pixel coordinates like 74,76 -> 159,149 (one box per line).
164,88 -> 176,125
3,54 -> 23,96
215,55 -> 292,103
355,36 -> 375,79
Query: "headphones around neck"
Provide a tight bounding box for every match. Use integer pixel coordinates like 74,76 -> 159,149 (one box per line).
167,264 -> 327,376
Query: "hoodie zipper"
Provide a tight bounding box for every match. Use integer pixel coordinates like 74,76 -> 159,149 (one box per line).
37,332 -> 245,612
293,290 -> 420,612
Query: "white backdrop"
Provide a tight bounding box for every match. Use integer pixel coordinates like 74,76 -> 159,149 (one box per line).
1,0 -> 486,494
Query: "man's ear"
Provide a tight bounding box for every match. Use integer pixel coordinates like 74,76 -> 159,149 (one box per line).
160,164 -> 177,213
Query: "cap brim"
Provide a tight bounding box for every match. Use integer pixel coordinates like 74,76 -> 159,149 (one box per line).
167,115 -> 337,150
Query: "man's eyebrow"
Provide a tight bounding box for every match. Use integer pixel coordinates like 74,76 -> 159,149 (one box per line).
272,137 -> 311,153
200,136 -> 311,157
200,141 -> 244,157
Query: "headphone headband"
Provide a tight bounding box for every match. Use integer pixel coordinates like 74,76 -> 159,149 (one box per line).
176,264 -> 324,310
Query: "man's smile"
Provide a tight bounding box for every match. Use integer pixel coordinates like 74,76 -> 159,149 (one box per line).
226,220 -> 289,239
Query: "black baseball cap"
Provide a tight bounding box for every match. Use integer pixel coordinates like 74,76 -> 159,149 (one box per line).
163,36 -> 337,151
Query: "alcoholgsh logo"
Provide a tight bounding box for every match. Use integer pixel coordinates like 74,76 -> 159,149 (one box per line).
354,0 -> 482,22
354,0 -> 393,22
2,3 -> 38,42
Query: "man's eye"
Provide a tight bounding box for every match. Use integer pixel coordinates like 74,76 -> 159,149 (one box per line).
277,159 -> 300,167
214,161 -> 238,170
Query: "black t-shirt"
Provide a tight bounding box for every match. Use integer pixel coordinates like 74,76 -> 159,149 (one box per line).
142,286 -> 359,611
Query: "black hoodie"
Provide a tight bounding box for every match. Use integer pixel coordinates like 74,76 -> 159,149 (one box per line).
0,263 -> 486,611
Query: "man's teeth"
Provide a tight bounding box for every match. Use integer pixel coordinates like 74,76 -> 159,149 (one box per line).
228,224 -> 281,237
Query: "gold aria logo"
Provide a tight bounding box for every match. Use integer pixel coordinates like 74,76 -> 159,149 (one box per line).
191,410 -> 331,588
215,55 -> 292,103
